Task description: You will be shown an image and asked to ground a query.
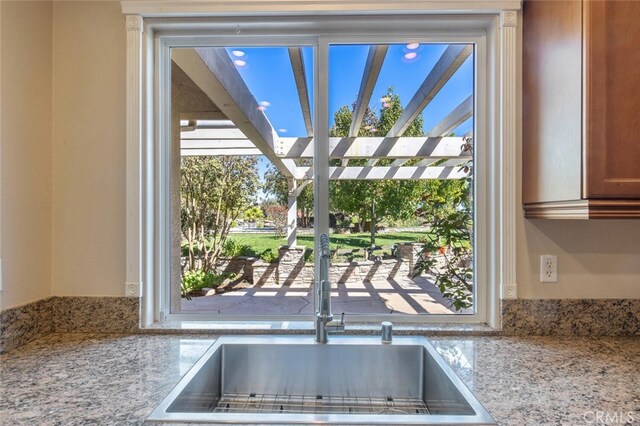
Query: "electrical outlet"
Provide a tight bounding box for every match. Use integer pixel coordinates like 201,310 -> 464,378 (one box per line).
540,255 -> 558,283
125,282 -> 140,297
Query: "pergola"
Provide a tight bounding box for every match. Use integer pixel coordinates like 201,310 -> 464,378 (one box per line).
171,45 -> 473,247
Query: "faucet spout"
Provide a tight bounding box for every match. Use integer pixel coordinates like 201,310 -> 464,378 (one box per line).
315,233 -> 345,343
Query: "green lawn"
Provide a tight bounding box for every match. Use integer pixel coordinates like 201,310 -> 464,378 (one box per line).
226,231 -> 430,254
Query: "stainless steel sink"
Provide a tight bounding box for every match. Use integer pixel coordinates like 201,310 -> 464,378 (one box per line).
147,336 -> 495,425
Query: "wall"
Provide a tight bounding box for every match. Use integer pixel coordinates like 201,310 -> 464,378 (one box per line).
51,1 -> 126,297
514,13 -> 640,299
0,1 -> 53,309
2,2 -> 638,305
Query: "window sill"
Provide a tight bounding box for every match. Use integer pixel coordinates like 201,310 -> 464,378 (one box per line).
140,320 -> 499,336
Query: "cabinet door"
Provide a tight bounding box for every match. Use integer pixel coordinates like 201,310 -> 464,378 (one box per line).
585,0 -> 640,198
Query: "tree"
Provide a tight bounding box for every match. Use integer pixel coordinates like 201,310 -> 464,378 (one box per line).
330,88 -> 426,245
181,156 -> 259,273
263,202 -> 288,239
244,206 -> 264,223
414,174 -> 473,311
414,138 -> 474,311
263,161 -> 314,228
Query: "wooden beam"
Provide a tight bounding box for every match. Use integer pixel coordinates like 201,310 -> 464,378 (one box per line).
294,166 -> 469,180
416,158 -> 440,167
438,158 -> 471,167
427,95 -> 473,137
294,179 -> 313,196
180,139 -> 255,149
172,48 -> 295,177
350,45 -> 388,138
390,158 -> 409,167
288,47 -> 313,137
181,148 -> 262,156
387,45 -> 473,137
391,95 -> 473,166
277,136 -> 469,159
180,111 -> 228,121
181,128 -> 247,139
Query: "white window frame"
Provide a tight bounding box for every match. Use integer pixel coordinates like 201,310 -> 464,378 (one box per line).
124,3 -> 519,330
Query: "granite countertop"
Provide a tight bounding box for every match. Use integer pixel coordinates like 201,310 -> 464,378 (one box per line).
0,333 -> 638,425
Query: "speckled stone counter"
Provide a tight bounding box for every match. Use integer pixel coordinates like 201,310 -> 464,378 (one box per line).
0,333 -> 638,425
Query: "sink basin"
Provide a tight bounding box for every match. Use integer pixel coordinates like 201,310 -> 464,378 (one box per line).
147,336 -> 495,425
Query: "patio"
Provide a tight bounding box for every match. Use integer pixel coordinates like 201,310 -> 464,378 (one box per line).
180,275 -> 463,315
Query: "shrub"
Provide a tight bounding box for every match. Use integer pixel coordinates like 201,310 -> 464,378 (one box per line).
259,248 -> 279,263
223,239 -> 257,258
263,203 -> 288,238
414,209 -> 473,311
181,270 -> 237,299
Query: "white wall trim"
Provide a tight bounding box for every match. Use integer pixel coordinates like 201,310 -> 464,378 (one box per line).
499,10 -> 518,300
125,15 -> 143,305
122,1 -> 521,16
123,4 -> 522,328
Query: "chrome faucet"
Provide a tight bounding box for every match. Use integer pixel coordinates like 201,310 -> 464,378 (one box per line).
315,233 -> 345,343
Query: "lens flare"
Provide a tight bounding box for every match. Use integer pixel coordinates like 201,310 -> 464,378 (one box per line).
231,50 -> 246,57
404,52 -> 418,60
234,59 -> 247,67
406,42 -> 420,50
383,102 -> 392,108
256,106 -> 266,111
278,128 -> 287,133
259,101 -> 271,107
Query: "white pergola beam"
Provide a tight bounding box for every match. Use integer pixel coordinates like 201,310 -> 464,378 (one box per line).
172,49 -> 295,177
427,95 -> 473,137
181,128 -> 247,139
390,158 -> 409,167
416,158 -> 440,167
294,166 -> 468,180
350,45 -> 388,138
391,94 -> 474,166
180,139 -> 254,149
294,179 -> 313,196
180,111 -> 228,120
438,157 -> 471,167
387,44 -> 473,138
181,148 -> 262,156
288,47 -> 313,137
287,178 -> 298,246
278,136 -> 469,159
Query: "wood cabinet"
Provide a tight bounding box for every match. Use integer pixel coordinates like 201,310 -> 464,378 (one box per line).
523,0 -> 640,219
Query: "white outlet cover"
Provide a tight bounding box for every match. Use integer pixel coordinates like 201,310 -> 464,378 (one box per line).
125,282 -> 140,297
540,255 -> 558,283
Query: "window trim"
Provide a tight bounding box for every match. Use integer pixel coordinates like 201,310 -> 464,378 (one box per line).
125,8 -> 519,330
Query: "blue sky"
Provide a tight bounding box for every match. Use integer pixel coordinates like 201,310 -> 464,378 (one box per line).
225,44 -> 474,200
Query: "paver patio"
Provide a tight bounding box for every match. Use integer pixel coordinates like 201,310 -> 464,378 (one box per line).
180,276 -> 468,315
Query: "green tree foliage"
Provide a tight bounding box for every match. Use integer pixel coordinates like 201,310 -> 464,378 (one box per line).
243,205 -> 264,222
330,88 -> 427,245
181,156 -> 259,273
263,161 -> 314,228
414,172 -> 473,311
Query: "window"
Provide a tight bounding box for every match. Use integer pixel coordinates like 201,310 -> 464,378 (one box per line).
125,9 -> 519,329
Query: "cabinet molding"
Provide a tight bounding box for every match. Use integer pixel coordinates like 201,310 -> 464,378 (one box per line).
523,0 -> 640,219
524,200 -> 640,220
